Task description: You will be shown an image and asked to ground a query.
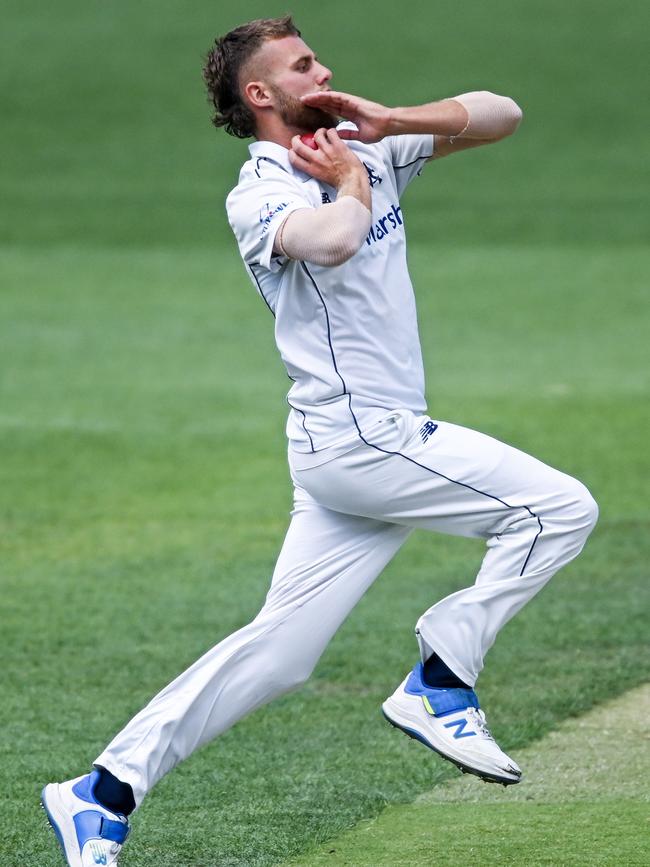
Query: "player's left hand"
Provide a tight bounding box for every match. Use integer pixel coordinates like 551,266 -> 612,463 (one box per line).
301,90 -> 392,143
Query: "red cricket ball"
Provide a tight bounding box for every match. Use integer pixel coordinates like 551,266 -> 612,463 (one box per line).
300,133 -> 318,150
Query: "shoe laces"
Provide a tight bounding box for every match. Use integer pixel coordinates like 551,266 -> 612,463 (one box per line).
466,707 -> 494,740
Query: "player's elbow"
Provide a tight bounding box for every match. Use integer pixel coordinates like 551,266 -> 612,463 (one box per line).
457,91 -> 524,142
499,96 -> 523,137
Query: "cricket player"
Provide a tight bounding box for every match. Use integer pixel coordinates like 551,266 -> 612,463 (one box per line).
42,16 -> 598,866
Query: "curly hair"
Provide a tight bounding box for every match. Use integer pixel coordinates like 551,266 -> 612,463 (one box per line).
202,16 -> 301,139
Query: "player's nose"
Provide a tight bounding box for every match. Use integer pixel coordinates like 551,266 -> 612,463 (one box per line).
315,63 -> 332,87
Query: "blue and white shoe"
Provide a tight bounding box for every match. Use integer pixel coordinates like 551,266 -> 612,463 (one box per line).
382,663 -> 522,785
41,770 -> 130,866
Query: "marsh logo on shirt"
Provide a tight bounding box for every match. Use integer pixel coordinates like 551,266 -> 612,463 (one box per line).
365,203 -> 403,246
259,202 -> 289,238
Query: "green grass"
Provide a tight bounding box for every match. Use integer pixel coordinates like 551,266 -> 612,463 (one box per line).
292,802 -> 649,867
1,0 -> 649,864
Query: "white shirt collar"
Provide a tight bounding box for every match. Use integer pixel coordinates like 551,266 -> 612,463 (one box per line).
249,139 -> 291,165
248,139 -> 318,184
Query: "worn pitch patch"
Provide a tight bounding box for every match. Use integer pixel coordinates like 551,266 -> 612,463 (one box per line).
286,684 -> 649,865
418,682 -> 650,805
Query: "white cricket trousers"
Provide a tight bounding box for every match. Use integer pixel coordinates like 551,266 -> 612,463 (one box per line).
95,410 -> 597,805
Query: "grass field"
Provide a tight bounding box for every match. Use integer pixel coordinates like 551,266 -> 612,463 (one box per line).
1,1 -> 649,865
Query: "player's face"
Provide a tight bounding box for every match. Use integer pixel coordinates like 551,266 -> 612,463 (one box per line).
257,36 -> 337,132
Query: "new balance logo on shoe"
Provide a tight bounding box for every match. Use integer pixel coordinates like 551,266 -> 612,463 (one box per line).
443,717 -> 477,739
90,841 -> 108,864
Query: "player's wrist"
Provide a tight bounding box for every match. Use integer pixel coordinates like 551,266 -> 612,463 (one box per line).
336,167 -> 371,210
385,106 -> 412,136
384,106 -> 402,136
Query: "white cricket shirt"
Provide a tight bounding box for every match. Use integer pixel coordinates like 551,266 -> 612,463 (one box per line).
226,129 -> 435,463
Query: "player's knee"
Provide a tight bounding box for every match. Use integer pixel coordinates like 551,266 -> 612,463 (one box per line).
581,486 -> 599,535
565,479 -> 599,539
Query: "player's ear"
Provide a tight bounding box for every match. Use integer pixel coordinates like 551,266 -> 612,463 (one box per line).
244,80 -> 273,110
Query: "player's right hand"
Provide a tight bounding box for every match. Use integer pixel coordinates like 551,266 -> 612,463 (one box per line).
289,128 -> 368,194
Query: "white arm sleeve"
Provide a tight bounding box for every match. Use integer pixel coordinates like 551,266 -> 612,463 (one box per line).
274,196 -> 372,267
450,91 -> 523,140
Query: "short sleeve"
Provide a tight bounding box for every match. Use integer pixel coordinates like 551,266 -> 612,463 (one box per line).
379,134 -> 435,197
226,171 -> 312,272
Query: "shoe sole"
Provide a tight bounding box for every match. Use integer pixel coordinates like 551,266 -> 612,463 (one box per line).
41,784 -> 82,867
381,704 -> 521,787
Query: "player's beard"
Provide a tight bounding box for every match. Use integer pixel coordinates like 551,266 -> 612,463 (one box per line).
270,85 -> 338,132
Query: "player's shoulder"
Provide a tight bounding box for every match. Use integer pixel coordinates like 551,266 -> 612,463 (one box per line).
226,144 -> 304,212
226,157 -> 283,203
